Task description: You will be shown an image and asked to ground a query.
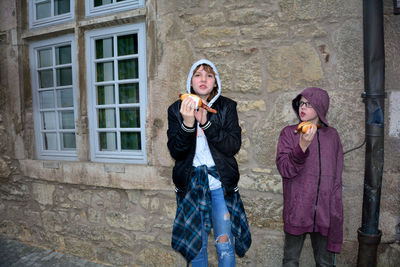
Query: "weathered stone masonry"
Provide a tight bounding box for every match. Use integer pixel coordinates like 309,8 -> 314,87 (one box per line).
1,0 -> 399,266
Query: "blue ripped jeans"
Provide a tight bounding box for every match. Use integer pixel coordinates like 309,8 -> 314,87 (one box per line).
191,187 -> 236,267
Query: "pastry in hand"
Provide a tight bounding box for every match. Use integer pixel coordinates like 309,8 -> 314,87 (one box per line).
294,121 -> 317,134
179,93 -> 217,113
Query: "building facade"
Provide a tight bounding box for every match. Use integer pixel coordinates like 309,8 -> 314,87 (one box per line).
0,0 -> 399,266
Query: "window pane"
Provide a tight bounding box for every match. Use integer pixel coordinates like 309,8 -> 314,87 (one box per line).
118,34 -> 138,56
54,0 -> 70,15
39,49 -> 52,67
42,112 -> 57,130
119,83 -> 139,104
121,132 -> 141,150
96,62 -> 114,82
57,88 -> 73,107
39,70 -> 54,88
43,133 -> 57,150
97,85 -> 115,105
96,38 -> 113,59
36,0 -> 51,20
61,132 -> 76,149
56,67 -> 72,86
56,45 -> 71,65
117,0 -> 128,2
39,90 -> 55,109
118,58 -> 138,80
59,111 -> 75,129
120,108 -> 140,128
98,109 -> 116,128
94,0 -> 113,7
99,132 -> 116,151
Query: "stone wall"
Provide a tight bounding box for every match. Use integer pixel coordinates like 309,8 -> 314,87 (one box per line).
0,0 -> 399,266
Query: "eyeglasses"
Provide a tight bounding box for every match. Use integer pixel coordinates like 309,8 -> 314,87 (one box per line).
299,101 -> 312,108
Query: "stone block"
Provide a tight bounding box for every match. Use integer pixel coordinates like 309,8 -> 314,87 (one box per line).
227,8 -> 270,25
98,248 -> 135,266
64,237 -> 95,261
41,210 -> 68,232
0,158 -> 11,178
0,182 -> 29,202
241,191 -> 283,230
150,198 -> 160,212
88,207 -> 103,224
32,183 -> 55,206
279,0 -> 361,21
105,211 -> 145,231
377,243 -> 400,267
332,19 -> 363,88
388,91 -> 400,138
163,199 -> 177,220
187,12 -> 225,27
67,188 -> 92,206
104,231 -> 136,249
136,246 -> 179,266
199,27 -> 241,39
238,100 -> 266,112
241,17 -> 289,39
239,172 -> 282,194
0,220 -> 19,237
267,43 -> 323,92
235,62 -> 263,94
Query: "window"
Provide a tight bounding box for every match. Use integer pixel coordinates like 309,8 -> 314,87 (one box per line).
86,23 -> 147,163
30,35 -> 78,160
29,0 -> 74,28
85,0 -> 145,17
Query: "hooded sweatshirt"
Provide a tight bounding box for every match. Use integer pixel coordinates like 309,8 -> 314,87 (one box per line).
276,87 -> 344,253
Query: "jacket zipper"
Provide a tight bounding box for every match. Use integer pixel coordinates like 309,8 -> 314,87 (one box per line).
313,131 -> 322,232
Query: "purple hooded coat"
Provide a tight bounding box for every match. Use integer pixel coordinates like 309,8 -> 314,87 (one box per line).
276,87 -> 344,253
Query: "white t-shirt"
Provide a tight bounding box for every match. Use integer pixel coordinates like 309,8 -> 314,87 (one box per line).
192,124 -> 222,190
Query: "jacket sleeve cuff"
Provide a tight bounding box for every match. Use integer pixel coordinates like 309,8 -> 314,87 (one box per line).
293,144 -> 309,160
181,123 -> 195,133
327,242 -> 341,253
200,120 -> 211,131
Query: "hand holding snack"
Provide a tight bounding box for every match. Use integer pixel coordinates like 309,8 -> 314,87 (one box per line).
297,121 -> 318,152
294,121 -> 317,134
179,94 -> 217,114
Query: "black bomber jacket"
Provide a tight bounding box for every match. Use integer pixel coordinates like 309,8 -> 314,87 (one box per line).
167,95 -> 242,194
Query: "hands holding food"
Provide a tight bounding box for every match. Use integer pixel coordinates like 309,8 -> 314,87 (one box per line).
179,93 -> 215,127
179,94 -> 217,114
294,121 -> 316,134
296,121 -> 318,152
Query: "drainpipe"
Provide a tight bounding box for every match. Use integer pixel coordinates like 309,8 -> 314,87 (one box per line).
357,0 -> 385,266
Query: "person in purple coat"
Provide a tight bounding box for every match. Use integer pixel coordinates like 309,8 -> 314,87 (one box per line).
276,87 -> 344,267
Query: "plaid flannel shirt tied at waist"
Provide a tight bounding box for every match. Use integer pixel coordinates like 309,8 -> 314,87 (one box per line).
171,165 -> 251,262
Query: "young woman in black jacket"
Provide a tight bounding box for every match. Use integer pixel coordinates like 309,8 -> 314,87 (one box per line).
167,59 -> 251,266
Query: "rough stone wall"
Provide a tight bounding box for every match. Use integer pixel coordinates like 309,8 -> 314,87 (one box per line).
0,0 -> 399,266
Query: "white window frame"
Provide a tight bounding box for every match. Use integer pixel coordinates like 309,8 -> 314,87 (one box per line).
30,34 -> 78,161
29,0 -> 74,29
85,0 -> 145,17
86,23 -> 147,163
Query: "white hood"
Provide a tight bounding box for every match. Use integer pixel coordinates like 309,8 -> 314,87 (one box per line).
186,59 -> 221,107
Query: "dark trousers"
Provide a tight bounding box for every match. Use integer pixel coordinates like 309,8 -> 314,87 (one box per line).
283,232 -> 335,267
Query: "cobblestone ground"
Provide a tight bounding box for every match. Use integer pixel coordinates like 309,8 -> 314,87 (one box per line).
0,238 -> 110,267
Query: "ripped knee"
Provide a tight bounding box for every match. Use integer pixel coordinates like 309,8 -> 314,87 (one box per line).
224,211 -> 230,221
217,234 -> 229,243
216,212 -> 231,244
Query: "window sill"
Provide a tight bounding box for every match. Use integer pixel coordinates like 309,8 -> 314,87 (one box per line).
22,7 -> 146,41
19,159 -> 172,191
